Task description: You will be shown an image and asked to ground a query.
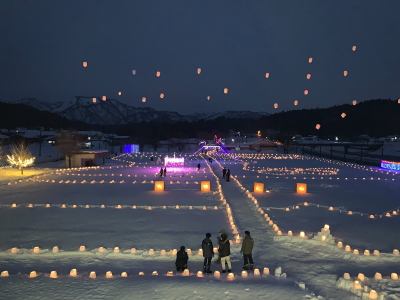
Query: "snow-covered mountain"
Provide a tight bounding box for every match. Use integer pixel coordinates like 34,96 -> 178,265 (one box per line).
13,97 -> 270,125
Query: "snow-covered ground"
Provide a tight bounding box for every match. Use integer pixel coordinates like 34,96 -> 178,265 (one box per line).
1,148 -> 400,299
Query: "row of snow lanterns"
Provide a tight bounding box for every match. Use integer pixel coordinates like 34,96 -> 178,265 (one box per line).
154,181 -> 210,192
253,182 -> 307,194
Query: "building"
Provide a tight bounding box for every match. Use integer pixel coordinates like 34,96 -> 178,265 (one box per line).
66,150 -> 110,168
249,139 -> 277,151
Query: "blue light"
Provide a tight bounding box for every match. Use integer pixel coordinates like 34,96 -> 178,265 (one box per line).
123,144 -> 139,153
381,160 -> 400,171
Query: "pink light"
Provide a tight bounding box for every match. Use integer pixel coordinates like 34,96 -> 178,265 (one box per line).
164,157 -> 185,167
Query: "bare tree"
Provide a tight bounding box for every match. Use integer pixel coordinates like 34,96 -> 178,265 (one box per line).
55,130 -> 82,168
0,140 -> 4,165
7,141 -> 35,174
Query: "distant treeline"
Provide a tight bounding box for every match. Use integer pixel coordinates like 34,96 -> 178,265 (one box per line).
1,99 -> 400,143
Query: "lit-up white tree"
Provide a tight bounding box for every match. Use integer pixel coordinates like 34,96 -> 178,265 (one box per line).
7,142 -> 35,174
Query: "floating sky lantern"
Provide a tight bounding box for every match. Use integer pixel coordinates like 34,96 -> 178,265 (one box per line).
224,88 -> 228,94
207,96 -> 211,100
304,90 -> 309,95
308,57 -> 313,63
118,92 -> 122,96
265,73 -> 270,78
156,71 -> 161,77
352,100 -> 357,105
92,98 -> 97,103
296,183 -> 307,193
142,97 -> 146,103
274,103 -> 278,109
306,74 -> 311,79
82,61 -> 88,67
398,99 -> 400,104
341,112 -> 346,118
294,100 -> 298,106
197,68 -> 201,74
253,182 -> 264,193
315,124 -> 321,130
352,45 -> 357,51
343,70 -> 348,76
132,70 -> 136,75
160,93 -> 164,99
102,96 -> 106,101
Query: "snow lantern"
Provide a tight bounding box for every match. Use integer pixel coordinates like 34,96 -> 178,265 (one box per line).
166,271 -> 173,276
391,273 -> 399,280
118,92 -> 122,96
79,245 -> 86,252
308,57 -> 313,63
224,88 -> 228,94
393,249 -> 399,256
227,273 -> 235,281
102,96 -> 106,101
1,271 -> 9,277
197,271 -> 203,278
296,183 -> 307,193
299,231 -> 306,238
398,99 -> 400,104
52,246 -> 59,253
274,103 -> 278,109
182,269 -> 189,276
306,74 -> 311,79
50,271 -> 58,278
253,182 -> 264,193
154,181 -> 164,191
197,68 -> 201,74
89,271 -> 96,279
241,270 -> 248,278
343,70 -> 348,76
374,273 -> 382,280
352,46 -> 357,51
33,247 -> 40,253
11,247 -> 19,254
304,90 -> 309,95
352,280 -> 362,290
82,62 -> 88,67
263,267 -> 270,275
156,71 -> 161,77
121,272 -> 128,277
253,269 -> 260,276
201,181 -> 210,192
294,100 -> 298,106
265,72 -> 270,78
70,269 -> 77,277
29,271 -> 38,278
368,290 -> 378,300
214,271 -> 220,278
113,247 -> 120,253
148,249 -> 155,255
105,271 -> 113,279
373,250 -> 380,255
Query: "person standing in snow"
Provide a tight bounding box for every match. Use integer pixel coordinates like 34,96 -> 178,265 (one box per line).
241,230 -> 254,270
197,163 -> 201,171
175,246 -> 189,272
226,169 -> 231,182
163,167 -> 166,177
218,231 -> 231,273
222,167 -> 227,179
201,233 -> 214,273
159,167 -> 163,177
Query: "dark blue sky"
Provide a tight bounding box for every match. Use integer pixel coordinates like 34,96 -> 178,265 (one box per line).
1,1 -> 400,114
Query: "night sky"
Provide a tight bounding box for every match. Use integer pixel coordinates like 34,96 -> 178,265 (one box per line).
1,1 -> 400,114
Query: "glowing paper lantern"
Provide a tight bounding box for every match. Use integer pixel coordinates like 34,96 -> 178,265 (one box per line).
306,74 -> 311,79
308,57 -> 313,63
343,70 -> 348,76
92,98 -> 97,103
207,96 -> 211,100
102,96 -> 106,101
304,90 -> 309,95
132,70 -> 136,75
352,100 -> 357,105
50,271 -> 58,278
341,112 -> 346,118
197,68 -> 201,74
294,100 -> 298,106
315,124 -> 321,130
82,62 -> 88,67
224,88 -> 228,94
200,181 -> 211,192
142,97 -> 146,103
118,92 -> 122,96
70,269 -> 77,277
253,182 -> 264,193
296,183 -> 307,193
89,271 -> 96,279
274,103 -> 278,109
398,99 -> 400,104
352,46 -> 357,51
265,73 -> 270,78
154,181 -> 164,191
156,71 -> 161,77
160,93 -> 164,99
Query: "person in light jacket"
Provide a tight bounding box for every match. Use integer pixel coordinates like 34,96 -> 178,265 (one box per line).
241,230 -> 254,270
218,232 -> 231,273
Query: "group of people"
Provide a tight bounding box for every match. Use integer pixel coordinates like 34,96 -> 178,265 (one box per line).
222,167 -> 231,182
159,167 -> 167,177
175,230 -> 254,273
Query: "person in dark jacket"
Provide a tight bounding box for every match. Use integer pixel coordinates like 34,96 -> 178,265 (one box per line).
176,246 -> 189,272
163,167 -> 166,177
201,233 -> 214,273
218,232 -> 231,273
225,169 -> 231,182
197,163 -> 201,171
160,167 -> 163,177
222,167 -> 227,179
241,230 -> 254,270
